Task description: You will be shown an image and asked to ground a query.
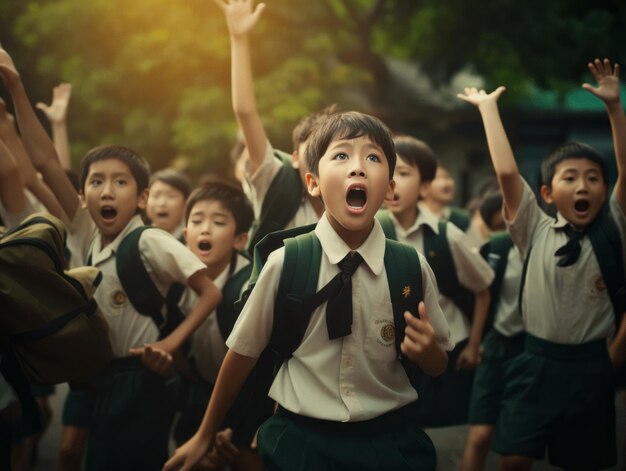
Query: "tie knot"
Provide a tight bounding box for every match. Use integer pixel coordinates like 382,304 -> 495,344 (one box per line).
338,251 -> 364,276
562,224 -> 585,241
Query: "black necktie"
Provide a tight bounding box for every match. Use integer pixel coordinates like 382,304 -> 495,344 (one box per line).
307,251 -> 364,340
555,225 -> 585,267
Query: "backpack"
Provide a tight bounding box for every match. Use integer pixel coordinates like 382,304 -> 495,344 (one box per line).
0,213 -> 112,385
215,261 -> 253,340
377,209 -> 475,319
246,150 -> 303,254
448,206 -> 471,232
479,232 -> 515,331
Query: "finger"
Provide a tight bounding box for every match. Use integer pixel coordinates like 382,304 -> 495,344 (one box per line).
603,58 -> 612,76
252,2 -> 266,20
213,0 -> 228,11
614,63 -> 620,78
418,301 -> 429,323
35,103 -> 49,112
163,453 -> 183,471
587,61 -> 602,83
492,86 -> 507,98
128,347 -> 145,356
581,83 -> 600,97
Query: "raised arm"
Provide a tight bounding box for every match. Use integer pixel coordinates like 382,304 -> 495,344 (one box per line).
582,58 -> 626,211
0,44 -> 79,219
0,138 -> 26,215
457,87 -> 524,221
36,83 -> 73,170
214,0 -> 268,175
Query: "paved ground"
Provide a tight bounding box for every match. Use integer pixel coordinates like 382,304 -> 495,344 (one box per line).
31,383 -> 626,470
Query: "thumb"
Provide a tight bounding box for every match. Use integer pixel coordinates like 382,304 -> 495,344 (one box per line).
128,347 -> 144,356
418,301 -> 429,323
252,2 -> 266,20
35,103 -> 49,112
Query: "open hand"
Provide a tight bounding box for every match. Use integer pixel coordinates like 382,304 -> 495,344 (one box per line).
457,86 -> 506,109
0,43 -> 21,88
582,58 -> 620,105
36,83 -> 72,124
213,0 -> 266,38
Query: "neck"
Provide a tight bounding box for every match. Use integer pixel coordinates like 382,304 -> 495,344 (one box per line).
329,218 -> 374,250
307,194 -> 325,217
206,254 -> 234,280
423,199 -> 447,217
393,206 -> 419,230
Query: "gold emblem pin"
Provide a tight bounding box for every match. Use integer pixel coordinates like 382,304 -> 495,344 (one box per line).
595,277 -> 607,292
402,286 -> 411,299
112,290 -> 127,306
380,323 -> 395,342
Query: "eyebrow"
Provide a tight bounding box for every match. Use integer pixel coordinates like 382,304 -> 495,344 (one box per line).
190,210 -> 230,218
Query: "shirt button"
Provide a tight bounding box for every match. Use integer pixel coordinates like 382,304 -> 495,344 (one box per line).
345,359 -> 354,368
343,388 -> 352,396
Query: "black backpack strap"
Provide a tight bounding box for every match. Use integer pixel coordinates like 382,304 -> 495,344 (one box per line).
216,261 -> 253,340
518,243 -> 532,316
247,150 -> 303,254
376,209 -> 398,240
588,208 -> 626,327
423,221 -> 475,318
448,207 -> 471,232
480,232 -> 514,331
270,231 -> 321,360
116,226 -> 186,339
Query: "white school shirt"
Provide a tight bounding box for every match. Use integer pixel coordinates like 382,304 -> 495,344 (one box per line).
69,208 -> 207,357
507,179 -> 626,343
386,211 -> 494,345
181,253 -> 250,384
244,140 -> 319,229
491,245 -> 525,337
227,213 -> 453,422
0,189 -> 45,229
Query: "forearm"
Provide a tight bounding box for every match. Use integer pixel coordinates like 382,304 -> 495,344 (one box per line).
28,179 -> 69,224
51,121 -> 71,170
196,350 -> 258,441
37,158 -> 79,219
467,289 -> 490,348
477,102 -> 523,218
605,100 -> 626,208
1,131 -> 38,188
230,35 -> 267,174
0,151 -> 26,214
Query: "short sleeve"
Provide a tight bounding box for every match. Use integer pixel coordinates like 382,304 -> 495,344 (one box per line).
447,223 -> 495,293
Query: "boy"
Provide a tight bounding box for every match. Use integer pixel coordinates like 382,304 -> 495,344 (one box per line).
175,182 -> 266,471
460,190 -> 525,471
165,111 -> 453,471
458,58 -> 626,470
420,161 -> 472,233
214,0 -> 331,252
146,168 -> 192,240
0,46 -> 223,470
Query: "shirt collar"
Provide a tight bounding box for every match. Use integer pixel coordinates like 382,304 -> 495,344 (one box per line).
315,213 -> 385,275
550,212 -> 570,229
91,215 -> 145,264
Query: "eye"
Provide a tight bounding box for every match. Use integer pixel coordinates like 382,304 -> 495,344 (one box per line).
90,178 -> 102,187
190,219 -> 202,225
214,220 -> 227,226
366,154 -> 381,163
333,152 -> 349,161
398,170 -> 410,177
115,178 -> 127,186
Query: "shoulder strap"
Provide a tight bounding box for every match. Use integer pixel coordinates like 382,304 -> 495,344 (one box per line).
116,226 -> 186,338
247,150 -> 303,254
270,231 -> 321,360
448,207 -> 471,232
423,221 -> 474,318
588,208 -> 626,326
216,260 -> 253,340
481,232 -> 514,330
376,209 -> 397,240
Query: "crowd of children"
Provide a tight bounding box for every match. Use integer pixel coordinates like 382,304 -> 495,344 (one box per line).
1,1 -> 625,470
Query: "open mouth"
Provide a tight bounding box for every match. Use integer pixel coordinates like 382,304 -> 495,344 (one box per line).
198,241 -> 212,252
156,211 -> 169,219
100,207 -> 117,221
574,200 -> 590,213
347,187 -> 367,209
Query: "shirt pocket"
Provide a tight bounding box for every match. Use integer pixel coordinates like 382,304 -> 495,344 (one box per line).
363,300 -> 398,363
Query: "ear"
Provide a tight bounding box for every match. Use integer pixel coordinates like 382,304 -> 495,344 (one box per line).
540,184 -> 553,204
385,179 -> 396,202
233,232 -> 248,251
182,227 -> 188,244
291,150 -> 300,170
306,172 -> 321,197
137,188 -> 149,210
419,181 -> 432,200
79,190 -> 87,208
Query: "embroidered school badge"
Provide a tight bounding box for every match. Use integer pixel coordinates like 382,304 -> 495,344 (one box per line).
402,285 -> 411,299
380,323 -> 395,342
594,277 -> 607,292
112,290 -> 127,306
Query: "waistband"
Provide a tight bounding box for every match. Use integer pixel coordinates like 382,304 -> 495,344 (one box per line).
276,402 -> 416,434
525,334 -> 608,361
110,356 -> 145,371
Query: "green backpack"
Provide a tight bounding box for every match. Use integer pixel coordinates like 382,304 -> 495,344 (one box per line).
479,232 -> 515,331
377,209 -> 475,319
246,150 -> 303,255
448,206 -> 471,232
0,213 -> 112,385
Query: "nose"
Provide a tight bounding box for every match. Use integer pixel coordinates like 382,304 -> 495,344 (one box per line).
349,160 -> 366,178
575,177 -> 589,193
101,180 -> 114,198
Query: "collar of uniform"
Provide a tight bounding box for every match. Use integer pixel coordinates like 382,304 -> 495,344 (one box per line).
550,212 -> 570,229
392,208 -> 440,236
315,213 -> 385,275
418,202 -> 448,222
90,215 -> 145,265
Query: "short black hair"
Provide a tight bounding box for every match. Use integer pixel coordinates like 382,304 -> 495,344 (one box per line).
292,104 -> 339,150
305,111 -> 396,178
80,145 -> 150,194
185,181 -> 254,235
541,142 -> 608,190
393,134 -> 437,183
150,168 -> 192,200
479,190 -> 504,231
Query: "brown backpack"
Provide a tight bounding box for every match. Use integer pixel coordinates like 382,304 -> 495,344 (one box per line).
0,213 -> 112,384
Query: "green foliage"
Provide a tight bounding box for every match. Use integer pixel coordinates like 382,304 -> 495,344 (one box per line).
1,0 -> 624,179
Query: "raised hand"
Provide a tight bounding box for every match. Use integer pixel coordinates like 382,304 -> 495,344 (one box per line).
457,86 -> 507,109
36,83 -> 72,124
213,0 -> 266,38
582,58 -> 621,105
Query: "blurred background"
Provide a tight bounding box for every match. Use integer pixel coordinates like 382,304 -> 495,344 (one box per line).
1,0 -> 625,202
